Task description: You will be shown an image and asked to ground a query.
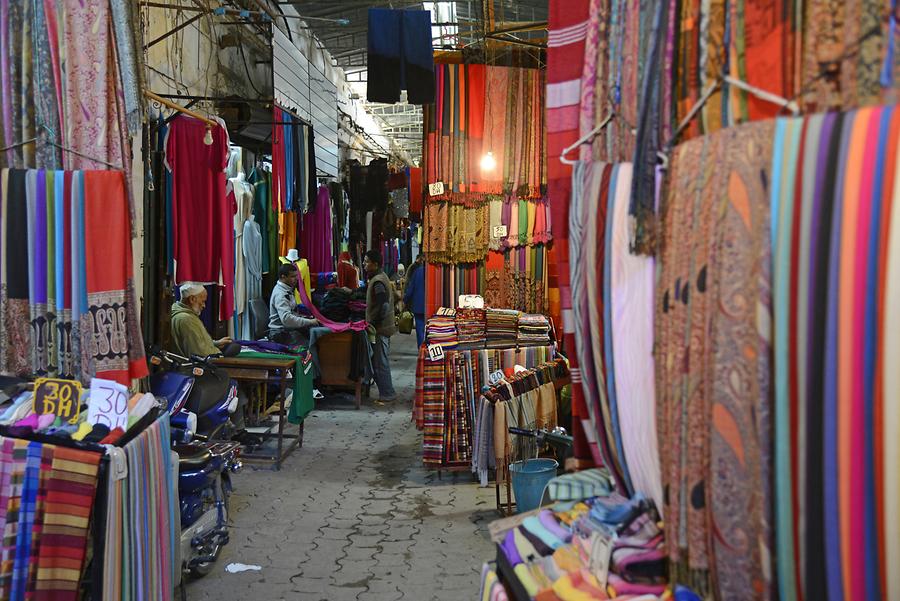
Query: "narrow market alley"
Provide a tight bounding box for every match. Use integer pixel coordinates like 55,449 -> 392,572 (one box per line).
186,342 -> 495,601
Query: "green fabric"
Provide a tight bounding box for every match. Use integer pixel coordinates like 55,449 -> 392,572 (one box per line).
237,349 -> 314,424
170,302 -> 219,357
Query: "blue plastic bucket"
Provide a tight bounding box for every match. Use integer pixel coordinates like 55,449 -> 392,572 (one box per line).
509,458 -> 559,513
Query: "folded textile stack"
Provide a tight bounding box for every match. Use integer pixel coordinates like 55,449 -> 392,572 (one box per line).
481,484 -> 671,600
485,309 -> 520,348
518,313 -> 551,345
426,309 -> 458,350
456,308 -> 487,348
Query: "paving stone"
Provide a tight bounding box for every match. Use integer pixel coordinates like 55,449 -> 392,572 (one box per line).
185,344 -> 495,601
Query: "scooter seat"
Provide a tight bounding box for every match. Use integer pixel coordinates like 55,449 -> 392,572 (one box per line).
174,443 -> 213,470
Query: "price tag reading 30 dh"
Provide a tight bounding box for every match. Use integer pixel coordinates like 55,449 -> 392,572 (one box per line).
34,378 -> 83,424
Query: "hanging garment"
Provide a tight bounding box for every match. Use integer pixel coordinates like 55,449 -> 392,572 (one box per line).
83,170 -> 147,385
367,9 -> 435,104
242,216 -> 263,337
229,176 -> 254,328
2,169 -> 31,376
165,116 -> 234,320
298,186 -> 334,273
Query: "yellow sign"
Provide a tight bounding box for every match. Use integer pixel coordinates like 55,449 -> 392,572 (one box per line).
33,378 -> 83,424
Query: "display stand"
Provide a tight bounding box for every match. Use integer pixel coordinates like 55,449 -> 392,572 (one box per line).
212,355 -> 302,469
315,331 -> 367,409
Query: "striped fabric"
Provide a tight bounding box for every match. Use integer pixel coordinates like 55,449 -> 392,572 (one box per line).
770,107 -> 900,601
32,446 -> 100,600
102,414 -> 177,600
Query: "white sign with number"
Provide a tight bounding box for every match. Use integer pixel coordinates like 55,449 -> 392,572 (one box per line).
587,530 -> 614,588
458,294 -> 484,309
489,370 -> 505,385
492,225 -> 508,238
428,181 -> 445,196
88,378 -> 130,430
427,344 -> 445,362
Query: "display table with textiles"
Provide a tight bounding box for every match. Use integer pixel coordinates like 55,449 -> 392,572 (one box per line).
479,470 -> 670,600
414,345 -> 558,474
0,408 -> 178,600
426,308 -> 554,352
213,351 -> 313,469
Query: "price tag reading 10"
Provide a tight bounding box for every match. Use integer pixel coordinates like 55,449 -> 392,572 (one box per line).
427,344 -> 445,362
33,378 -> 84,424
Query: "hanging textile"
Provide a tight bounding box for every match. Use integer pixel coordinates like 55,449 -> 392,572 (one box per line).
165,116 -> 234,321
367,9 -> 435,105
299,185 -> 334,273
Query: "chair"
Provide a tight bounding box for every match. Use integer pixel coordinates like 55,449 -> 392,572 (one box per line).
249,298 -> 269,340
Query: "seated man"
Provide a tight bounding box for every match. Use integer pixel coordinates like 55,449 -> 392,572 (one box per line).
269,263 -> 319,345
171,283 -> 238,357
171,282 -> 255,443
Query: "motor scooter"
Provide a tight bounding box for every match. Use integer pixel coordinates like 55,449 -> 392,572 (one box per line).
147,348 -> 242,578
148,347 -> 239,441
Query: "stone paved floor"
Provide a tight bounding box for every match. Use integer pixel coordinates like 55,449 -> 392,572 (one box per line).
185,340 -> 496,601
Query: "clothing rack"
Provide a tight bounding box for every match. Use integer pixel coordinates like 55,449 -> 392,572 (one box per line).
470,359 -> 571,515
145,90 -> 217,127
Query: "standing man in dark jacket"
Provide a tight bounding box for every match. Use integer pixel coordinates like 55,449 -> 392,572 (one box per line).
364,250 -> 397,402
403,255 -> 426,347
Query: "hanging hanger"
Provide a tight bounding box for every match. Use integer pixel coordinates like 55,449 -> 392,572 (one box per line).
145,91 -> 216,127
559,112 -> 615,165
0,127 -> 121,170
667,74 -> 800,149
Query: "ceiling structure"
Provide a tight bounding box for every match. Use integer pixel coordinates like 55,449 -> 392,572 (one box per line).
274,0 -> 548,161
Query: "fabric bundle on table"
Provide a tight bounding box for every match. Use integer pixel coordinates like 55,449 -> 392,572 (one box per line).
485,309 -> 519,349
0,168 -> 147,386
517,314 -> 551,346
455,308 -> 486,349
425,310 -> 458,351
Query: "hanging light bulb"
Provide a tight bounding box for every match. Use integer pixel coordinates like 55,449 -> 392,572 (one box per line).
480,150 -> 496,171
203,125 -> 214,146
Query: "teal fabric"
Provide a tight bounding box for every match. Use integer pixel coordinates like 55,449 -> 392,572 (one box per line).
237,349 -> 314,424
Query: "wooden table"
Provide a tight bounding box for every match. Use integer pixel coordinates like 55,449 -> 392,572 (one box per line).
212,355 -> 301,470
314,331 -> 366,409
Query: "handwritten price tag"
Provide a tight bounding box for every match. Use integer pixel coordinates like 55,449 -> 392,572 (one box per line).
492,225 -> 508,238
88,378 -> 130,430
587,530 -> 614,588
428,181 -> 445,196
34,378 -> 83,424
458,294 -> 484,309
489,370 -> 505,385
427,344 -> 445,362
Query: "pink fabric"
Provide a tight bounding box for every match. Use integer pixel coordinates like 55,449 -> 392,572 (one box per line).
299,186 -> 334,272
294,263 -> 367,333
62,0 -> 127,170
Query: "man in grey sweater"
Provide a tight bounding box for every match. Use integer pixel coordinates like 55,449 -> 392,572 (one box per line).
268,263 -> 319,345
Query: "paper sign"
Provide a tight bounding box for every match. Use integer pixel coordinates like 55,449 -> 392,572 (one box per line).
428,181 -> 445,196
458,294 -> 484,309
427,344 -> 445,362
489,370 -> 505,385
436,307 -> 456,316
587,530 -> 614,588
34,378 -> 83,424
492,225 -> 508,238
88,378 -> 130,430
